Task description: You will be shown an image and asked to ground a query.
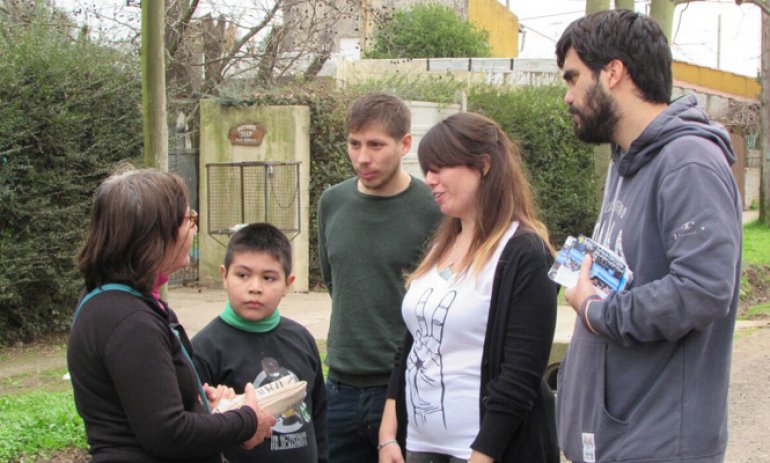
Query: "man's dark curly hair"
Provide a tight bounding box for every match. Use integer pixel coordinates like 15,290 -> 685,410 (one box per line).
556,9 -> 672,104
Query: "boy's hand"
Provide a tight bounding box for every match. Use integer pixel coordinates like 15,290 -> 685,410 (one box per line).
241,382 -> 277,448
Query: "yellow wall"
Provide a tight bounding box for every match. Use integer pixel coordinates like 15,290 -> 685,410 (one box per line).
468,0 -> 518,58
673,61 -> 760,100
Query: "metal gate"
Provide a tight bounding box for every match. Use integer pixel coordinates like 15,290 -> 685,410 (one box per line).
169,120 -> 199,285
206,161 -> 301,246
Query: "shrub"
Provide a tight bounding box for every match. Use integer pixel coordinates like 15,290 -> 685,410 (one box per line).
351,72 -> 466,105
0,6 -> 143,343
468,84 -> 598,244
364,3 -> 491,59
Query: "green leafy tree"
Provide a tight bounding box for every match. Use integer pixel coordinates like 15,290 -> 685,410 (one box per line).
0,1 -> 143,343
364,3 -> 491,59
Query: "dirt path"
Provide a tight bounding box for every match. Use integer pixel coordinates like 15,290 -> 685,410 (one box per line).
725,322 -> 770,462
2,324 -> 769,460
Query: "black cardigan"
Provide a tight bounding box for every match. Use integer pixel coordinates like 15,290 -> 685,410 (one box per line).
387,230 -> 560,462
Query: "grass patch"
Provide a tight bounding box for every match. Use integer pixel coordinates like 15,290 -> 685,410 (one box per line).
1,367 -> 71,396
743,220 -> 770,265
549,342 -> 568,365
742,301 -> 770,319
0,391 -> 86,462
316,339 -> 328,379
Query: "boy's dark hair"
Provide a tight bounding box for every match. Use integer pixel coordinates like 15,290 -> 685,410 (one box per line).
555,9 -> 672,104
346,92 -> 411,140
224,223 -> 292,278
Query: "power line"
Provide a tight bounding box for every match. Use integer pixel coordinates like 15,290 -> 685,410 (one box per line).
518,22 -> 561,43
519,10 -> 583,21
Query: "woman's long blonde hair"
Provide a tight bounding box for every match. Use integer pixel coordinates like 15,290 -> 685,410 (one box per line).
407,112 -> 551,284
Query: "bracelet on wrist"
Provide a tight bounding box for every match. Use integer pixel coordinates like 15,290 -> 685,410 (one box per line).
581,295 -> 602,335
377,439 -> 398,450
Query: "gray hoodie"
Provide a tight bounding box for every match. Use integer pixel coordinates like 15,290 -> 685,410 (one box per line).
556,94 -> 742,462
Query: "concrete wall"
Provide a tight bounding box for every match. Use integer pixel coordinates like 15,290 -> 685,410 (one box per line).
335,57 -> 561,87
404,101 -> 462,179
199,101 -> 311,291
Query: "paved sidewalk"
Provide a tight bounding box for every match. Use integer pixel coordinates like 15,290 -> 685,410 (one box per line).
171,210 -> 759,340
169,286 -> 333,339
169,284 -> 764,343
168,285 -> 577,342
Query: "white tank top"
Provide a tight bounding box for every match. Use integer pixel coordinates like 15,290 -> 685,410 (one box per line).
402,221 -> 519,459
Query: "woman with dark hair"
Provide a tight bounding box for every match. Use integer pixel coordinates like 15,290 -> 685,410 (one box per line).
67,167 -> 276,463
378,113 -> 559,463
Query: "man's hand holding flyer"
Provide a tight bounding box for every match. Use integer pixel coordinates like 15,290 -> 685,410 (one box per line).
548,235 -> 633,298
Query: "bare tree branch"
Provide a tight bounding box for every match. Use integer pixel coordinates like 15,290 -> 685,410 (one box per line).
735,0 -> 770,16
166,0 -> 199,58
223,0 -> 282,65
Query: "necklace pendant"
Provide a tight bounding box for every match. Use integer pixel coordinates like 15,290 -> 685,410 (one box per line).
439,266 -> 453,280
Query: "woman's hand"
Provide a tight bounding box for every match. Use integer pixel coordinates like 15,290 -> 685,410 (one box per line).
240,383 -> 277,449
468,449 -> 494,463
203,383 -> 235,411
378,441 -> 404,463
378,399 -> 404,463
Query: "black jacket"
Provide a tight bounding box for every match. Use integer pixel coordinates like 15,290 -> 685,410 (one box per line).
67,290 -> 257,463
388,230 -> 559,462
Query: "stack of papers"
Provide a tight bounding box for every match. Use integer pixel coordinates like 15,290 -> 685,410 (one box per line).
214,374 -> 307,416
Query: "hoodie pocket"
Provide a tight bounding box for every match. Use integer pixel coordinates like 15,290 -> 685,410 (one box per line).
557,331 -> 629,462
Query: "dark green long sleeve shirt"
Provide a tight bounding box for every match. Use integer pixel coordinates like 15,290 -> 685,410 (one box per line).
317,176 -> 441,387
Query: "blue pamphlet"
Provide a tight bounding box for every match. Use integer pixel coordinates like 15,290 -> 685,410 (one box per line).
548,235 -> 633,298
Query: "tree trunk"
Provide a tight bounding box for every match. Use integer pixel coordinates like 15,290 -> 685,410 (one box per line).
649,0 -> 676,42
142,0 -> 168,171
616,0 -> 635,10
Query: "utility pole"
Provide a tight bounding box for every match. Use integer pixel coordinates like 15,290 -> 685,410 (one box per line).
762,9 -> 769,224
735,0 -> 769,225
141,0 -> 170,299
649,0 -> 675,41
586,0 -> 610,14
717,14 -> 722,69
585,0 -> 611,206
142,0 -> 168,170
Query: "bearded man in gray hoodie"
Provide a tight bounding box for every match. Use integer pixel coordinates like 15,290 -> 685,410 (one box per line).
555,9 -> 742,463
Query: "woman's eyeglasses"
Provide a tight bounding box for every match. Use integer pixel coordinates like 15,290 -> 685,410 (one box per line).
186,209 -> 198,227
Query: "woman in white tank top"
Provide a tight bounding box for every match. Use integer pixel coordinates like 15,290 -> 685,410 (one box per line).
378,112 -> 560,463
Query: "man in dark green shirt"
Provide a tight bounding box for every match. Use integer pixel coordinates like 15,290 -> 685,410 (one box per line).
317,92 -> 442,463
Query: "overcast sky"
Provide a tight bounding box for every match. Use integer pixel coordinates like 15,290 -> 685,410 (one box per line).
57,0 -> 762,77
510,0 -> 762,77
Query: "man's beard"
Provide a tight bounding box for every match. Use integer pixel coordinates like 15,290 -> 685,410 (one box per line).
569,81 -> 620,145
